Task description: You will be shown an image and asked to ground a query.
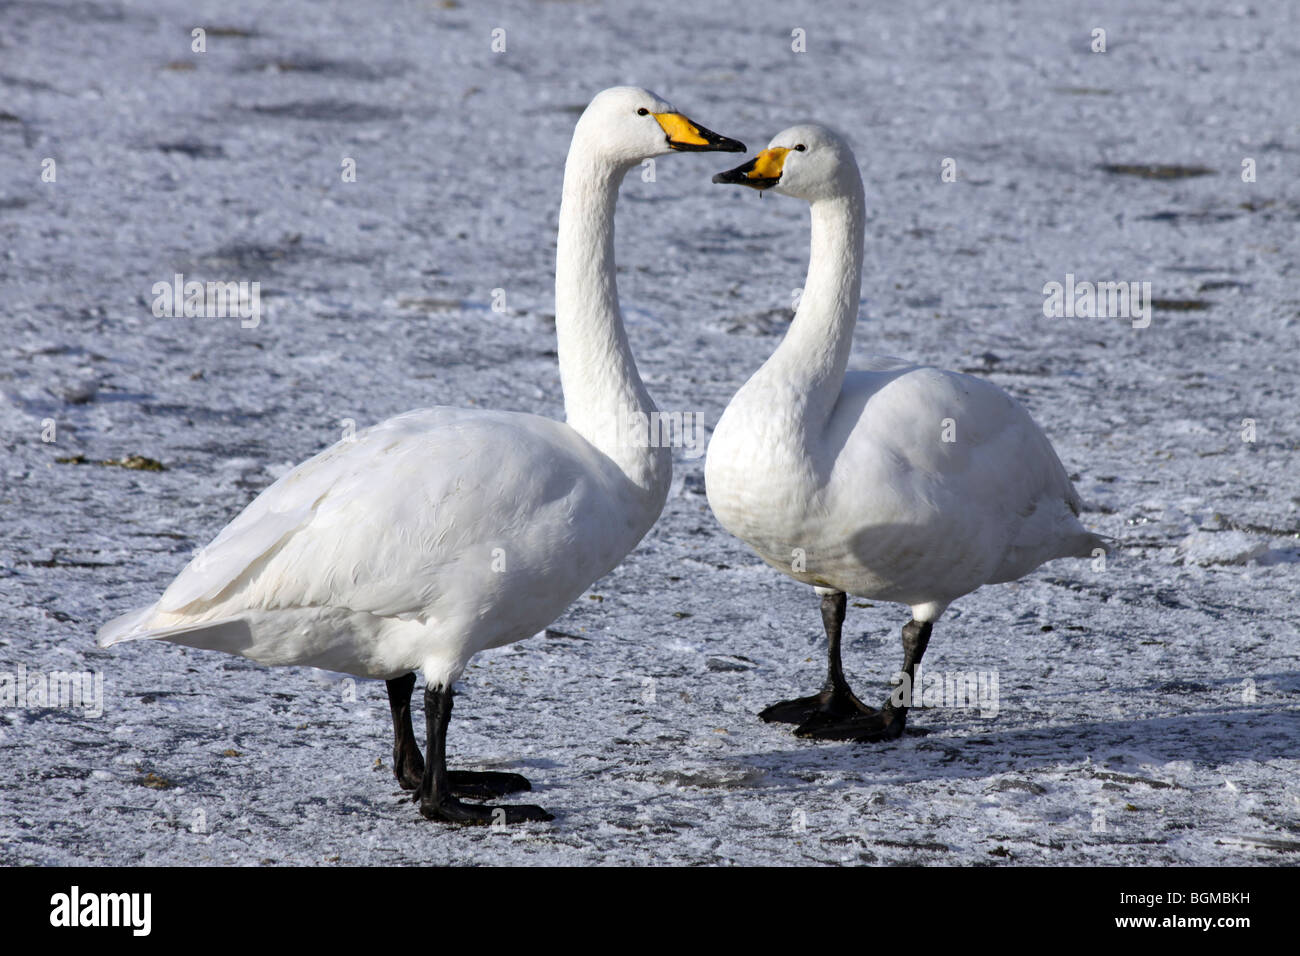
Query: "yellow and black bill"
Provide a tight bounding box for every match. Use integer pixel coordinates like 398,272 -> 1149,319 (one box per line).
712,147 -> 790,189
653,112 -> 745,153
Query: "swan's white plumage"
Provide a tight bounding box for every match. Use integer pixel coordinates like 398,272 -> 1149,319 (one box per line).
706,125 -> 1104,624
96,86 -> 732,688
100,409 -> 649,684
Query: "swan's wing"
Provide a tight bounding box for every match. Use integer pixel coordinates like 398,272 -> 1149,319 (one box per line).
155,437 -> 356,612
835,366 -> 1097,565
839,366 -> 1074,500
149,407 -> 598,623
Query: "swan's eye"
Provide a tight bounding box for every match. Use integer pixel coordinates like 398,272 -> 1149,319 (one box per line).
794,144 -> 807,152
637,108 -> 649,116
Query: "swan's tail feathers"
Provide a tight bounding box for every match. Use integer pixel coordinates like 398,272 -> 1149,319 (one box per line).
96,605 -> 162,648
1077,530 -> 1115,558
97,606 -> 251,651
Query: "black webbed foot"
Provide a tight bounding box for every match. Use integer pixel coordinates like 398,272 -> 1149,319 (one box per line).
794,703 -> 908,742
447,770 -> 532,800
759,685 -> 873,726
418,792 -> 553,825
395,756 -> 531,799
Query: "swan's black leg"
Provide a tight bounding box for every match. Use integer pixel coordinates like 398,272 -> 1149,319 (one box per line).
388,674 -> 532,798
891,618 -> 933,729
796,618 -> 933,742
416,684 -> 553,825
760,591 -> 875,725
386,673 -> 424,790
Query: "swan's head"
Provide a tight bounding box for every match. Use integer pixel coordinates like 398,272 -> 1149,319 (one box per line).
575,86 -> 745,165
712,123 -> 857,202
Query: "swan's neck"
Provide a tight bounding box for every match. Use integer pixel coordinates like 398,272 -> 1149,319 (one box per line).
554,143 -> 670,497
759,182 -> 865,431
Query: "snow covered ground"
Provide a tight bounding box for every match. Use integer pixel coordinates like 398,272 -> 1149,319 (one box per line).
1,0 -> 1297,865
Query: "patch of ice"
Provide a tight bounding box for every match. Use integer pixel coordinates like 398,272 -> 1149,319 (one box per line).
1174,530 -> 1268,566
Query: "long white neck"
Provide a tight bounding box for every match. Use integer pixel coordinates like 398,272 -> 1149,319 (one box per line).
554,134 -> 671,498
756,177 -> 865,435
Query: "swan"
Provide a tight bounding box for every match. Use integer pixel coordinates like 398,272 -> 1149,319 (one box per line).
707,125 -> 1106,741
96,87 -> 744,823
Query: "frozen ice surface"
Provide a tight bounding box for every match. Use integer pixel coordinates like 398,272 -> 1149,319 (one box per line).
1175,530 -> 1271,567
1,0 -> 1297,865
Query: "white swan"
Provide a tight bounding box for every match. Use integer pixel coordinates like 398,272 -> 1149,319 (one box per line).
708,125 -> 1105,741
97,87 -> 744,823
